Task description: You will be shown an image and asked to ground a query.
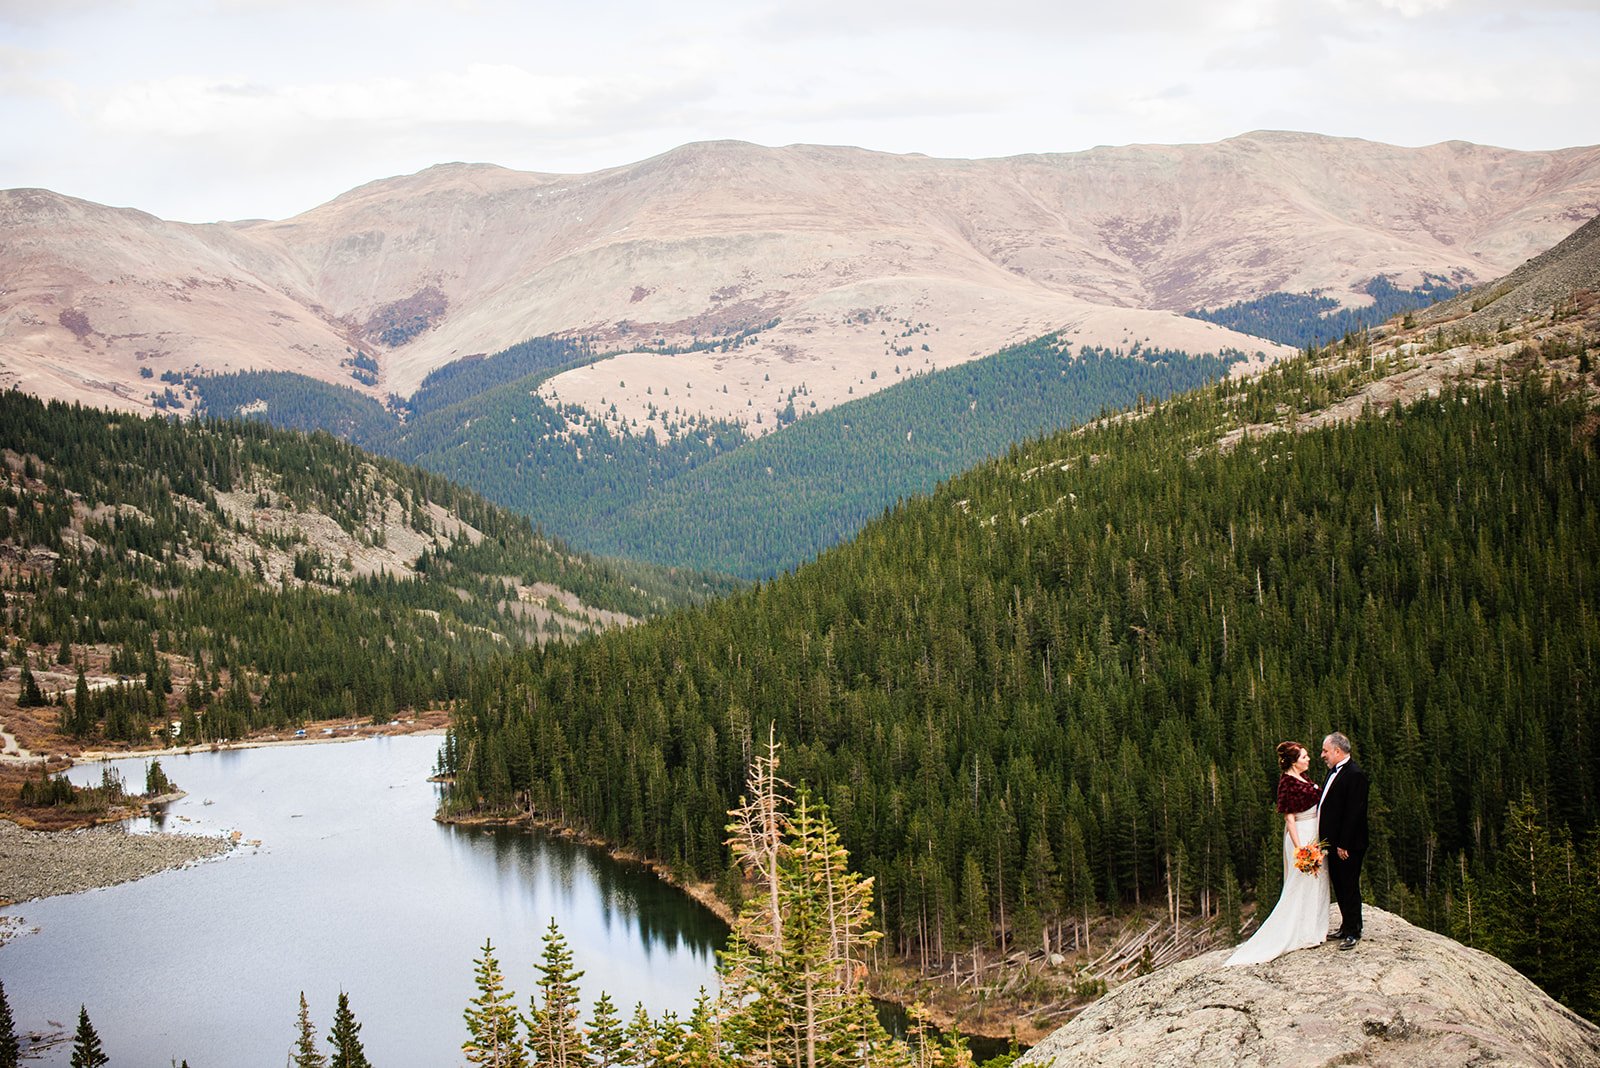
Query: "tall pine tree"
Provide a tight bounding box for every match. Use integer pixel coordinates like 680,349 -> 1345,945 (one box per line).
526,919 -> 588,1068
69,1006 -> 108,1068
1479,795 -> 1599,1018
0,979 -> 19,1068
583,992 -> 626,1068
292,992 -> 328,1068
720,737 -> 906,1068
326,991 -> 371,1068
462,939 -> 527,1068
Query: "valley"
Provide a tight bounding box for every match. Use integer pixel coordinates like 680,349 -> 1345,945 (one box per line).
2,142 -> 1599,1065
0,395 -> 730,802
433,211 -> 1600,1034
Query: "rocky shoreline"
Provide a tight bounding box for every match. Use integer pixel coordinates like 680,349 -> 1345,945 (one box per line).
0,818 -> 233,912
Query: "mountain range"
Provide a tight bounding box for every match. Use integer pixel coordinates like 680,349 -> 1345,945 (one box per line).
5,131 -> 1599,439
3,130 -> 1598,1042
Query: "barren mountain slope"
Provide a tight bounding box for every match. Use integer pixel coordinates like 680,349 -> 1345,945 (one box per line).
4,132 -> 1598,427
1418,210 -> 1600,330
0,188 -> 352,407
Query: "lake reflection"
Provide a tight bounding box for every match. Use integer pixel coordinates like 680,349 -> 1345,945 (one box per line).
0,736 -> 724,1067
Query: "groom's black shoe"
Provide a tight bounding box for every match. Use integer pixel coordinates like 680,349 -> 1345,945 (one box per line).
1327,930 -> 1347,941
1338,935 -> 1360,951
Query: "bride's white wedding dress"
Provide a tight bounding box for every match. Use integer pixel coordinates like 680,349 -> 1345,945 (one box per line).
1225,806 -> 1330,966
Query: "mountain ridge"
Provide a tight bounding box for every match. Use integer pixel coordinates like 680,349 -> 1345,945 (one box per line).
5,131 -> 1598,434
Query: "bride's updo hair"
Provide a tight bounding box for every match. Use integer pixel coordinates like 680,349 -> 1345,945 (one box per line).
1276,741 -> 1303,771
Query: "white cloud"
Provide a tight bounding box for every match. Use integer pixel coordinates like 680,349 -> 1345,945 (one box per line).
98,66 -> 611,137
0,0 -> 120,26
1367,0 -> 1457,16
2,0 -> 1596,221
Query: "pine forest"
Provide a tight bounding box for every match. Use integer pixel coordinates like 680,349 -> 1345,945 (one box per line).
190,332 -> 1255,578
0,391 -> 730,744
437,335 -> 1600,1017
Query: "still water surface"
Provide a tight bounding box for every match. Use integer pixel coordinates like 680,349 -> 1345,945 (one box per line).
0,736 -> 726,1065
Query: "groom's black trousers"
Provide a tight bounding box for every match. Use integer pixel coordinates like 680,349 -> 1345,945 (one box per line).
1328,847 -> 1365,936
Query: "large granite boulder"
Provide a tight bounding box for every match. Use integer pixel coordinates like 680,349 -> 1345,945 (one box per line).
1018,908 -> 1600,1068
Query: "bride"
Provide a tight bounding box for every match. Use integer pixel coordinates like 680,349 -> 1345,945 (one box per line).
1226,741 -> 1330,966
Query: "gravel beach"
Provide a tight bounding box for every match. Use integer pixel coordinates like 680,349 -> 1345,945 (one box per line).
0,818 -> 233,908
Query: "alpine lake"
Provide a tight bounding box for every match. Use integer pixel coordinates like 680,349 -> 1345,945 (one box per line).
1,735 -> 725,1066
1,734 -> 1007,1064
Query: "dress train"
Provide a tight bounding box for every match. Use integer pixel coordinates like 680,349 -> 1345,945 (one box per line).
1224,807 -> 1330,966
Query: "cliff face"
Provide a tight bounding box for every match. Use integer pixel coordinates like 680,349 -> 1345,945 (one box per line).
1017,909 -> 1600,1068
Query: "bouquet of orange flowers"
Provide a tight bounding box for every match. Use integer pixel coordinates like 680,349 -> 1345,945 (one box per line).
1293,841 -> 1327,876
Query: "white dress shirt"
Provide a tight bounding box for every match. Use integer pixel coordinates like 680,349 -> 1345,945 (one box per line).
1320,756 -> 1349,811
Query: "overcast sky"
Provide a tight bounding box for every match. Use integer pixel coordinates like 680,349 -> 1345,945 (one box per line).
3,0 -> 1596,223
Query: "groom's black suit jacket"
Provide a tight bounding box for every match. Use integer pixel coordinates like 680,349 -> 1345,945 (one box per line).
1319,758 -> 1370,856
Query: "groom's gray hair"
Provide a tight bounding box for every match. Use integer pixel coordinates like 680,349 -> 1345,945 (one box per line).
1324,732 -> 1352,754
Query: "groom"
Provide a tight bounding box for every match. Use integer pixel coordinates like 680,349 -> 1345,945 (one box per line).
1319,732 -> 1369,950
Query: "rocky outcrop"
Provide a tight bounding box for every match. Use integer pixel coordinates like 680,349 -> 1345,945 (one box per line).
1017,908 -> 1600,1068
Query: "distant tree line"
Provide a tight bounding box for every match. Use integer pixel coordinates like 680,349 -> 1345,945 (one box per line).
589,340 -> 1248,577
1187,275 -> 1462,349
190,331 -> 1251,579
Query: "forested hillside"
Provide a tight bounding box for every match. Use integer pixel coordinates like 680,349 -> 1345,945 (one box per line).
189,340 -> 753,561
194,335 -> 1245,577
1188,274 -> 1462,348
438,315 -> 1600,1015
403,334 -> 598,418
592,340 -> 1245,576
0,391 -> 729,748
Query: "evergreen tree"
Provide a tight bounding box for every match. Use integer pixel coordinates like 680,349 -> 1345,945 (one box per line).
70,1006 -> 108,1068
462,940 -> 526,1068
0,979 -> 19,1068
721,738 -> 901,1068
1479,795 -> 1598,1017
326,991 -> 371,1068
584,992 -> 627,1068
145,759 -> 174,797
1219,864 -> 1243,946
16,662 -> 43,707
621,1003 -> 659,1067
639,1010 -> 688,1065
292,992 -> 328,1068
959,854 -> 990,958
1447,851 -> 1484,948
72,667 -> 92,737
676,988 -> 731,1068
1020,822 -> 1061,954
1579,831 -> 1600,1019
526,919 -> 588,1068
